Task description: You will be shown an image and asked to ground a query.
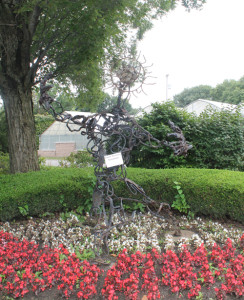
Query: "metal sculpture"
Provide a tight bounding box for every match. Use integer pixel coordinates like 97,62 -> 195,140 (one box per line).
39,54 -> 192,253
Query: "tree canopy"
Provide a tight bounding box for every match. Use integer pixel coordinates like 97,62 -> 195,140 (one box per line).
173,76 -> 244,107
0,0 -> 206,99
174,85 -> 213,107
97,94 -> 138,114
0,0 -> 206,173
211,77 -> 244,105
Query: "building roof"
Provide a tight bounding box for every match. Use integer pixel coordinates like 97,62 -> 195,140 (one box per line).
184,99 -> 244,116
41,111 -> 93,136
135,105 -> 153,117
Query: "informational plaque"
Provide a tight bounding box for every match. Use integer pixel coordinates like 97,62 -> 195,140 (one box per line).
104,152 -> 124,168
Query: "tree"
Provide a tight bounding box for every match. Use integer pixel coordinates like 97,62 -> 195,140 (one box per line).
174,76 -> 244,107
173,85 -> 213,107
97,94 -> 138,114
0,0 -> 205,173
211,78 -> 244,104
32,84 -> 77,115
0,109 -> 8,153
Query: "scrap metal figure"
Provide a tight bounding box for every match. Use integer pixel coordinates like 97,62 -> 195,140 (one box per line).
39,54 -> 192,251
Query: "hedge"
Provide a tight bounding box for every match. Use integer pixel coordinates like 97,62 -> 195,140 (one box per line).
0,168 -> 95,221
122,168 -> 244,223
0,168 -> 243,223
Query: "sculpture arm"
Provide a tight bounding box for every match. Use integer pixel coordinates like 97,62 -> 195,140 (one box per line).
39,74 -> 95,132
129,116 -> 192,157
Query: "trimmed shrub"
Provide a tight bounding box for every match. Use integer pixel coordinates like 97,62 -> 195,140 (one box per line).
113,168 -> 244,223
0,168 -> 243,223
0,168 -> 95,221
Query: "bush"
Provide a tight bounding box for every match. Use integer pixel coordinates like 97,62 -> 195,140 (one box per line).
0,151 -> 9,174
192,107 -> 244,170
0,152 -> 47,175
131,102 -> 192,169
59,150 -> 94,168
0,168 -> 95,221
130,102 -> 244,171
113,168 -> 244,223
0,167 -> 243,223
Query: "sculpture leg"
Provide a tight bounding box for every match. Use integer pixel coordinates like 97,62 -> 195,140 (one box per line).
92,187 -> 103,214
124,177 -> 170,211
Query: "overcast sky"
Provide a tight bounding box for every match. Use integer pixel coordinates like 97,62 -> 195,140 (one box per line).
1,0 -> 243,110
130,0 -> 244,108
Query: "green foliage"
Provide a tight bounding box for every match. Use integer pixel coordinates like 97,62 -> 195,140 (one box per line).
18,204 -> 29,217
172,181 -> 190,214
211,77 -> 244,104
25,0 -> 204,107
130,101 -> 193,169
174,85 -> 213,107
0,152 -> 9,174
122,201 -> 145,212
174,76 -> 244,107
73,246 -> 96,262
59,194 -> 67,211
0,167 -> 243,224
130,101 -> 244,171
59,151 -> 94,168
12,0 -> 205,107
97,94 -> 138,114
38,156 -> 47,168
112,168 -> 244,223
190,106 -> 244,171
0,168 -> 95,221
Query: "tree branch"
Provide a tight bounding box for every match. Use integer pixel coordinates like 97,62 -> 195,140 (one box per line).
29,26 -> 77,84
28,3 -> 42,38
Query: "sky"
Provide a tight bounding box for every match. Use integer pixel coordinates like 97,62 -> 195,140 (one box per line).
129,0 -> 244,108
1,0 -> 244,110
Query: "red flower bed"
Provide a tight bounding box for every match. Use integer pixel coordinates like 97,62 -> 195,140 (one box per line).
0,230 -> 244,299
0,231 -> 101,299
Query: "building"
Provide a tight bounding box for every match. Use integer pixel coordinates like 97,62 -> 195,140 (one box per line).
184,99 -> 244,116
134,105 -> 153,118
38,111 -> 93,157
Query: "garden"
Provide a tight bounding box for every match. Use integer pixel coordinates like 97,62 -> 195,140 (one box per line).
1,1 -> 244,299
0,164 -> 244,300
0,97 -> 244,300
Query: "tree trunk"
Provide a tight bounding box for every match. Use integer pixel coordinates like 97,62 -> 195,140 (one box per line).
0,2 -> 40,173
1,82 -> 39,173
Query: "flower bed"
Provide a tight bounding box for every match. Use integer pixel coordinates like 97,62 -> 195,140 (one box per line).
0,230 -> 244,300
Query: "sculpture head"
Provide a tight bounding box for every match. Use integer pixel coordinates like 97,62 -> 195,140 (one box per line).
107,53 -> 151,107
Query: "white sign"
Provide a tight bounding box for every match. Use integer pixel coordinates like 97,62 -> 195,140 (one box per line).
104,152 -> 124,168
